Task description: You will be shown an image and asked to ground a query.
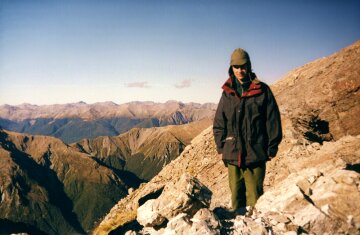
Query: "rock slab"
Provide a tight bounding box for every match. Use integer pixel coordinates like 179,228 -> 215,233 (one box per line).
137,173 -> 212,227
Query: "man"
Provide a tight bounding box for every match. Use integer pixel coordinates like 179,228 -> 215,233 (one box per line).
213,48 -> 282,213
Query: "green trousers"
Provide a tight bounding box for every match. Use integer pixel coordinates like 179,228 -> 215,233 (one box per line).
228,162 -> 266,209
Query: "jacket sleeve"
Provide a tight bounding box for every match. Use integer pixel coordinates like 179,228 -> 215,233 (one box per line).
213,93 -> 227,154
265,86 -> 282,157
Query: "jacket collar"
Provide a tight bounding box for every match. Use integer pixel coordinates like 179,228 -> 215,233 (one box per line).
222,73 -> 263,98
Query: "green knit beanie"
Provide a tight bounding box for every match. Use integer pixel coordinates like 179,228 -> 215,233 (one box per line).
230,48 -> 250,66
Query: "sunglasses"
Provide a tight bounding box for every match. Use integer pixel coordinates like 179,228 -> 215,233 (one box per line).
232,64 -> 247,69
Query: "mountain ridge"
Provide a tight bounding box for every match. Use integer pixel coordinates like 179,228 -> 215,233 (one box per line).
272,40 -> 360,140
0,119 -> 212,234
0,101 -> 216,143
0,101 -> 217,121
0,129 -> 128,234
73,119 -> 212,180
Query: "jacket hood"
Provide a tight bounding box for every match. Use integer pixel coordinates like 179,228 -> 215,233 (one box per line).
222,72 -> 263,97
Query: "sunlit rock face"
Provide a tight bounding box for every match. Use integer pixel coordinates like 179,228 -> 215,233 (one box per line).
271,40 -> 360,142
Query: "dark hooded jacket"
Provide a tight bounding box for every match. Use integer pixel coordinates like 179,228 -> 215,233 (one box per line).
213,72 -> 282,167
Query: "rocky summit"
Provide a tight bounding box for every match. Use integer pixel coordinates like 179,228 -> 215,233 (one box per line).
94,41 -> 360,235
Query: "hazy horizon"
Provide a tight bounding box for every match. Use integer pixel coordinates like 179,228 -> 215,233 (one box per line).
0,99 -> 218,106
1,0 -> 359,105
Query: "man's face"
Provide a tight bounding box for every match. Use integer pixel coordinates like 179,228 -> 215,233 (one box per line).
232,64 -> 248,81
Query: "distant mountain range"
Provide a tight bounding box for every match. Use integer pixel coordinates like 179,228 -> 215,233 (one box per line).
0,101 -> 216,143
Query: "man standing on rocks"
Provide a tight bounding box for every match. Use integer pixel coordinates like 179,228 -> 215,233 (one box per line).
213,48 -> 282,213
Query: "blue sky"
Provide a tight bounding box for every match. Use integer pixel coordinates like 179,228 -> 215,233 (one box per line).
0,0 -> 359,105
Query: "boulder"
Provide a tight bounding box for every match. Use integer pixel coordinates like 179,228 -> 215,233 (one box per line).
163,213 -> 192,235
232,216 -> 267,235
136,199 -> 165,227
256,142 -> 360,234
189,208 -> 220,235
136,173 -> 212,227
159,208 -> 220,235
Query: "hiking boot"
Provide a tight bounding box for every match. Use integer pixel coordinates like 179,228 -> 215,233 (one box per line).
229,207 -> 247,216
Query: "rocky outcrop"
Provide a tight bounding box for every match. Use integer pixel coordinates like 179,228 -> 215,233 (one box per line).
256,135 -> 360,234
272,40 -> 360,142
139,208 -> 221,235
136,173 -> 212,228
120,173 -> 219,235
94,125 -> 360,234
